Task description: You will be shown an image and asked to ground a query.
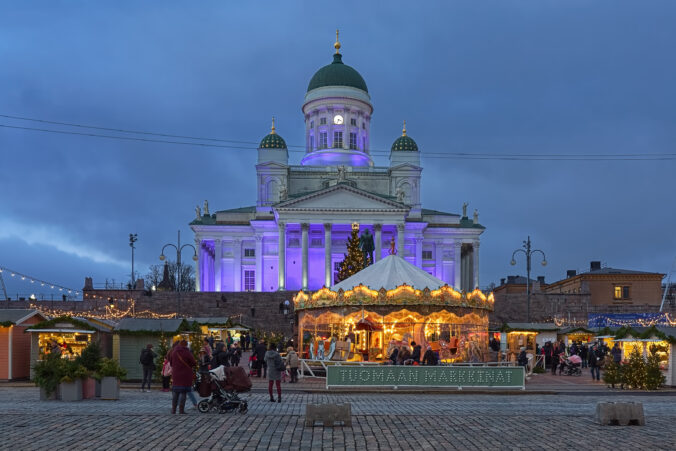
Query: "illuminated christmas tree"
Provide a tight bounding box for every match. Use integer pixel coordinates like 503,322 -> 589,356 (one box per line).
335,224 -> 366,283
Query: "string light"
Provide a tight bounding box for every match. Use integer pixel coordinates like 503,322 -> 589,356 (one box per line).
0,265 -> 80,296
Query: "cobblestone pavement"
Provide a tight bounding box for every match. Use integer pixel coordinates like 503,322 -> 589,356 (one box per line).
1,387 -> 675,450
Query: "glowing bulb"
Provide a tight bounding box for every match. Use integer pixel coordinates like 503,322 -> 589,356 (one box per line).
21,276 -> 25,280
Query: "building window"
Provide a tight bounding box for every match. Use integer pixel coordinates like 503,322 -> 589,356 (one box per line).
349,132 -> 357,150
310,135 -> 314,150
333,131 -> 343,148
244,270 -> 255,291
288,238 -> 300,247
422,250 -> 433,260
319,132 -> 328,149
311,238 -> 322,247
362,137 -> 366,150
244,248 -> 255,258
350,118 -> 357,126
310,120 -> 314,128
333,261 -> 341,284
362,122 -> 366,129
614,286 -> 630,300
320,117 -> 327,125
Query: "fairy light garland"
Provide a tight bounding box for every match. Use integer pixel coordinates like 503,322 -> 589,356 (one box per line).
0,265 -> 81,296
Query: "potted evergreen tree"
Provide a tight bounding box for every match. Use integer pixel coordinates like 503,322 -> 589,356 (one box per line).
33,354 -> 66,401
59,360 -> 88,402
97,358 -> 127,400
75,342 -> 101,399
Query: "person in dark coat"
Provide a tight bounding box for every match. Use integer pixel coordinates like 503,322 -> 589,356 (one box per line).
168,340 -> 196,414
611,342 -> 622,364
265,342 -> 284,403
255,340 -> 267,378
517,347 -> 528,367
410,341 -> 422,364
588,344 -> 602,381
551,342 -> 561,375
139,344 -> 157,392
422,345 -> 438,365
580,344 -> 589,368
212,342 -> 229,368
389,347 -> 399,365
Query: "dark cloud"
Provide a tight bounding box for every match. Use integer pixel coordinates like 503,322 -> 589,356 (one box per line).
1,1 -> 674,297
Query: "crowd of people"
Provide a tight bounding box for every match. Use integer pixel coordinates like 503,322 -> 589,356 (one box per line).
387,341 -> 439,366
537,339 -> 621,381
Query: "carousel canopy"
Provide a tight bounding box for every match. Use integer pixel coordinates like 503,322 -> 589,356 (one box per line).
332,254 -> 446,291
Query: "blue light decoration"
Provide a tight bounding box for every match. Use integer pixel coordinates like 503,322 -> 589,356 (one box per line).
588,313 -> 676,328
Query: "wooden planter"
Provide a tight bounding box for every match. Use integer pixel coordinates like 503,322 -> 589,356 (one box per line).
60,380 -> 83,402
82,377 -> 96,399
100,377 -> 120,400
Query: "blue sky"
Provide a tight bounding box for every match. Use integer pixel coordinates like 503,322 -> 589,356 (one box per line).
1,1 -> 675,298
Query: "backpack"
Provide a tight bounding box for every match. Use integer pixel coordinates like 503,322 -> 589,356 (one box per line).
140,349 -> 154,366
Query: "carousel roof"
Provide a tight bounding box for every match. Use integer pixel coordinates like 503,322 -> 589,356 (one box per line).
332,254 -> 446,291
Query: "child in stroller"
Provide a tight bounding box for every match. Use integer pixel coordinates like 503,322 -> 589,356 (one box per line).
196,365 -> 252,414
558,354 -> 582,376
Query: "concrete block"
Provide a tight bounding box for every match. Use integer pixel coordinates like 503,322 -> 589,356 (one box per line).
596,401 -> 645,426
305,403 -> 351,427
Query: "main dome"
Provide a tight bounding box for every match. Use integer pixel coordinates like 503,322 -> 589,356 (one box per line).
307,53 -> 368,93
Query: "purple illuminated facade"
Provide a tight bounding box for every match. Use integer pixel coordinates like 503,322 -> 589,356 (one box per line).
190,41 -> 485,293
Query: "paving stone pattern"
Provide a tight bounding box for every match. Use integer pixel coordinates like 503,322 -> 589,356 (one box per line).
1,388 -> 675,450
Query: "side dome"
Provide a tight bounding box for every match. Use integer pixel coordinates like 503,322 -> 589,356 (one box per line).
307,53 -> 368,93
391,122 -> 418,151
259,117 -> 287,149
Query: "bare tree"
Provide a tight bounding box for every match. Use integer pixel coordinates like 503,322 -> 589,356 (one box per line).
145,261 -> 196,292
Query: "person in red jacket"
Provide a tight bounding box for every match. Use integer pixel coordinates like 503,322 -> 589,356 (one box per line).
168,340 -> 196,414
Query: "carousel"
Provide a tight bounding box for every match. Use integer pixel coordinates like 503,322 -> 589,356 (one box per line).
293,255 -> 494,363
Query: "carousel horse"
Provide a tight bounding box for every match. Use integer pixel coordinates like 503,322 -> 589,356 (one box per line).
309,342 -> 315,360
326,337 -> 337,361
316,340 -> 325,360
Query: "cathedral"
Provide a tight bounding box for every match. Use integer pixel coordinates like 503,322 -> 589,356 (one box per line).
190,34 -> 484,293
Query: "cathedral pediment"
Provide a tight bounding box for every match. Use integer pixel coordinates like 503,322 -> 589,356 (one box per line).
275,183 -> 407,212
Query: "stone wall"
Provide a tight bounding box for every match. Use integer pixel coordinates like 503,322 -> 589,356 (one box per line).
491,291 -> 676,327
2,291 -> 299,336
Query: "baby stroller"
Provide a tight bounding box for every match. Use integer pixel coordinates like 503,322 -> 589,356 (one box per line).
196,365 -> 252,414
560,354 -> 582,376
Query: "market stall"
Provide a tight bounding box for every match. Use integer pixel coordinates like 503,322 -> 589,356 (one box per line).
293,255 -> 493,363
188,317 -> 250,344
500,323 -> 560,362
557,326 -> 596,348
0,309 -> 48,380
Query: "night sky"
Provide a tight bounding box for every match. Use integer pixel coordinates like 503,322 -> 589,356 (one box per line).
1,1 -> 675,299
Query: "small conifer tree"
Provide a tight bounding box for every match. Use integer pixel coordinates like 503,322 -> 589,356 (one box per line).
335,226 -> 367,283
644,347 -> 666,390
621,346 -> 646,389
153,334 -> 169,382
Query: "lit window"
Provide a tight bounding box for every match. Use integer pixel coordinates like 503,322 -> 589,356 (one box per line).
244,270 -> 255,291
422,250 -> 433,260
319,132 -> 328,149
349,133 -> 357,150
333,131 -> 343,148
614,286 -> 622,299
614,286 -> 630,300
350,118 -> 357,126
244,248 -> 255,258
320,117 -> 327,125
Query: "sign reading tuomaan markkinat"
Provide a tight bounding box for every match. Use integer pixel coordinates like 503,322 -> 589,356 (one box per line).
326,366 -> 525,390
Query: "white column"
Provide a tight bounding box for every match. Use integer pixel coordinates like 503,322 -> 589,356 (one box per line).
278,222 -> 286,290
301,223 -> 309,291
435,240 -> 443,281
374,224 -> 382,262
194,239 -> 201,292
415,237 -> 423,268
397,223 -> 405,257
324,223 -> 332,288
453,241 -> 462,291
214,239 -> 222,292
472,240 -> 480,289
233,238 -> 242,291
255,235 -> 263,292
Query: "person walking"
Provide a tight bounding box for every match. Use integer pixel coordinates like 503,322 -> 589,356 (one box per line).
551,342 -> 561,375
286,347 -> 300,383
410,341 -> 422,365
611,342 -> 622,365
265,342 -> 284,402
255,340 -> 267,378
139,344 -> 156,392
168,340 -> 196,414
588,344 -> 601,381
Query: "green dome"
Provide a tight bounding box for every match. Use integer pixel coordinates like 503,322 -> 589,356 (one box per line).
259,132 -> 287,149
391,135 -> 418,152
307,53 -> 368,93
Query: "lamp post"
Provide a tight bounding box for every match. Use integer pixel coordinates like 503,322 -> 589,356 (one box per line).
159,230 -> 198,316
129,233 -> 138,289
510,236 -> 547,323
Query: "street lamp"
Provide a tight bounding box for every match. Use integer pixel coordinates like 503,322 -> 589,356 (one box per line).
129,233 -> 138,289
510,236 -> 547,323
159,230 -> 198,316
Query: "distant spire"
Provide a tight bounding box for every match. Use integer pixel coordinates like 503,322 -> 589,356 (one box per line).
271,116 -> 276,135
334,29 -> 341,54
402,120 -> 407,136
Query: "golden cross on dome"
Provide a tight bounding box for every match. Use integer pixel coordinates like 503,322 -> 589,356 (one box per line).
402,120 -> 407,136
271,116 -> 276,135
334,29 -> 341,54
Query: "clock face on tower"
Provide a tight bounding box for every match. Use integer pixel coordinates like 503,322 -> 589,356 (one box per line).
333,114 -> 344,125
